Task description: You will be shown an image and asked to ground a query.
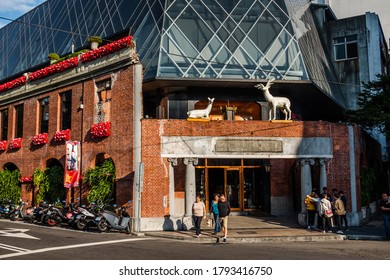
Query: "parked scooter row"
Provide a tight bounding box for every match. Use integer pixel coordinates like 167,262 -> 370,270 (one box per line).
0,199 -> 133,234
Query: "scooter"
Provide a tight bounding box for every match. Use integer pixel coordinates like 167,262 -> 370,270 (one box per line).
95,202 -> 132,234
75,203 -> 102,230
9,200 -> 31,221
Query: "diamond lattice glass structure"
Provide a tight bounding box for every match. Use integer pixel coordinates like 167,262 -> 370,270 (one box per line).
0,0 -> 308,82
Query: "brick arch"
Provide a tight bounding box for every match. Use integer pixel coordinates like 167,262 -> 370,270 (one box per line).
46,158 -> 65,169
3,162 -> 19,172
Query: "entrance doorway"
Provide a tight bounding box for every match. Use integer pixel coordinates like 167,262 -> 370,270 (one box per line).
196,159 -> 270,213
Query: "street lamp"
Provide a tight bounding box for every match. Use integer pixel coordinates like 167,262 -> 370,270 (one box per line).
263,161 -> 271,173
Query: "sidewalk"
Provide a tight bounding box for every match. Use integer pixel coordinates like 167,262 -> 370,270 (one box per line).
144,215 -> 387,243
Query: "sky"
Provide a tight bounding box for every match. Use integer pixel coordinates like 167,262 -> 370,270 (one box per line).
0,0 -> 45,28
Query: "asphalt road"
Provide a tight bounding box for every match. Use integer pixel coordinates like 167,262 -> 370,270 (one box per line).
0,219 -> 389,260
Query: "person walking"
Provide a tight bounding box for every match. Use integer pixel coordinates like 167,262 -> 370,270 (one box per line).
338,190 -> 349,231
334,192 -> 346,234
379,193 -> 390,240
319,193 -> 332,233
210,194 -> 221,235
218,194 -> 231,242
305,191 -> 317,229
192,194 -> 206,238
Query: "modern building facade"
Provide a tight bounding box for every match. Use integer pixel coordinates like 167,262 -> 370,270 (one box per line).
0,0 -> 387,231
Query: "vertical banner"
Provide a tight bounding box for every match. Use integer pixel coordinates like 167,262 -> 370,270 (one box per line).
64,141 -> 80,188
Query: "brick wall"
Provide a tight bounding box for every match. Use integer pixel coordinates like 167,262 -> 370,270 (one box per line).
0,64 -> 136,206
141,120 -> 376,216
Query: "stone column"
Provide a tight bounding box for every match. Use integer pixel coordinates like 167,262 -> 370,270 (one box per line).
168,158 -> 178,217
183,158 -> 198,217
319,159 -> 328,190
298,159 -> 314,227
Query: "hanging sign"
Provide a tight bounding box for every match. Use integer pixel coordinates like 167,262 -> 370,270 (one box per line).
64,141 -> 80,188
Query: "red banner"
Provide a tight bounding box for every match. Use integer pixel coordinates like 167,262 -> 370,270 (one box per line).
64,141 -> 80,188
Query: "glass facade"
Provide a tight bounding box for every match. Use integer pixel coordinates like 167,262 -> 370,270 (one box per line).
0,0 -> 308,82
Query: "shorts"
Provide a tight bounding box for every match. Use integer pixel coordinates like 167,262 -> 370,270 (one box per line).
220,216 -> 228,228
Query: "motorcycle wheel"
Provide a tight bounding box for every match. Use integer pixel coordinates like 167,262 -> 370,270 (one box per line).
97,218 -> 108,232
9,213 -> 16,221
76,219 -> 87,230
47,218 -> 57,226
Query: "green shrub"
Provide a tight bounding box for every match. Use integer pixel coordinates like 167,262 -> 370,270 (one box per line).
0,169 -> 21,204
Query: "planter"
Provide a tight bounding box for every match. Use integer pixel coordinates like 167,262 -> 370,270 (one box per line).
91,41 -> 100,50
0,140 -> 7,151
9,138 -> 22,150
54,129 -> 71,142
20,176 -> 33,183
90,122 -> 111,138
33,133 -> 48,145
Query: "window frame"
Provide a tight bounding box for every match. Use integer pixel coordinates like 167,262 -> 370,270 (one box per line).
60,91 -> 72,131
39,97 -> 50,134
333,35 -> 358,61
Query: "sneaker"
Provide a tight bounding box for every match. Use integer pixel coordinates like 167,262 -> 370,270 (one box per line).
322,230 -> 326,233
336,230 -> 343,234
212,232 -> 217,235
223,237 -> 227,242
195,235 -> 199,238
307,226 -> 311,229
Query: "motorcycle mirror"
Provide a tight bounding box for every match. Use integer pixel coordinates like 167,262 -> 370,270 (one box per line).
113,204 -> 117,208
82,204 -> 86,208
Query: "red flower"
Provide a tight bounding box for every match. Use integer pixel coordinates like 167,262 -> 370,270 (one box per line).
54,129 -> 71,142
90,122 -> 111,138
0,140 -> 7,151
29,57 -> 79,82
20,176 -> 33,183
80,36 -> 133,63
33,133 -> 48,145
9,138 -> 22,149
0,75 -> 27,94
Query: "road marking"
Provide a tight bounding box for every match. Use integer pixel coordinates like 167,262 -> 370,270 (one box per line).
0,237 -> 154,259
0,243 -> 31,253
0,228 -> 40,240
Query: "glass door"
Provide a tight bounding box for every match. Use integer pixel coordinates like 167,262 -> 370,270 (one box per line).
225,168 -> 241,210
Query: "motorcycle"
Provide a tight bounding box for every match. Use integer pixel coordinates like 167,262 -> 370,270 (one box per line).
95,202 -> 132,234
46,202 -> 79,227
75,203 -> 103,230
9,200 -> 32,221
0,200 -> 16,219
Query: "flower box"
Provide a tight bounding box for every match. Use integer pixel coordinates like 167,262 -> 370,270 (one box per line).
0,75 -> 27,94
9,138 -> 22,149
90,122 -> 111,138
33,133 -> 48,145
54,129 -> 71,142
29,57 -> 79,82
80,36 -> 133,63
0,140 -> 7,151
20,176 -> 33,183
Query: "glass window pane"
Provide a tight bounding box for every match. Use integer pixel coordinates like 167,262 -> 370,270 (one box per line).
346,35 -> 357,42
335,45 -> 346,60
1,109 -> 9,140
40,97 -> 49,133
15,105 -> 24,138
61,91 -> 72,130
346,42 -> 358,58
207,159 -> 241,166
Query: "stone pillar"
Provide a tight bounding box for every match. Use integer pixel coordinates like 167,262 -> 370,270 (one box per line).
319,159 -> 327,190
168,158 -> 178,217
298,159 -> 314,227
183,158 -> 198,217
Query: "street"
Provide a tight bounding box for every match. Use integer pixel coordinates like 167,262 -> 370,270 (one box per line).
0,220 -> 389,260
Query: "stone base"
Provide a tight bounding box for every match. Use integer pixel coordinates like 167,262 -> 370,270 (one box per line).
298,212 -> 307,227
270,120 -> 293,123
181,216 -> 194,230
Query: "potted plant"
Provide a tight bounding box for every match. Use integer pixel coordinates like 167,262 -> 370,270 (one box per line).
48,53 -> 60,64
88,36 -> 103,50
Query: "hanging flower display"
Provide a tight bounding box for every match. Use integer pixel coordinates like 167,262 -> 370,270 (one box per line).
90,122 -> 111,138
9,138 -> 22,150
29,57 -> 79,82
0,140 -> 7,151
54,129 -> 71,142
33,133 -> 49,145
0,75 -> 27,94
20,176 -> 33,183
80,36 -> 133,63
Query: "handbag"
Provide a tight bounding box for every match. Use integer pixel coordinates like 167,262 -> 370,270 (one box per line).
324,209 -> 333,218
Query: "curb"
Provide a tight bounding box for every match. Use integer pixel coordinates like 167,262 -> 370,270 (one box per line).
345,234 -> 386,241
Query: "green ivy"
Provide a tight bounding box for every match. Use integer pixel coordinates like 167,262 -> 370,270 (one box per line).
0,169 -> 21,204
85,158 -> 116,204
34,166 -> 66,203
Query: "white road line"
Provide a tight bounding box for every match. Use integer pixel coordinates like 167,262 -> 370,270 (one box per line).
0,243 -> 31,253
0,237 -> 154,259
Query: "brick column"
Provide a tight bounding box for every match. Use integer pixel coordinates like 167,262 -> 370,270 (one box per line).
183,158 -> 198,217
168,158 -> 178,217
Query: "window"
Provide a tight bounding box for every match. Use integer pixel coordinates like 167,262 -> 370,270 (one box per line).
14,104 -> 24,138
39,97 -> 50,133
60,91 -> 72,130
334,35 -> 358,60
95,79 -> 112,123
1,109 -> 8,140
